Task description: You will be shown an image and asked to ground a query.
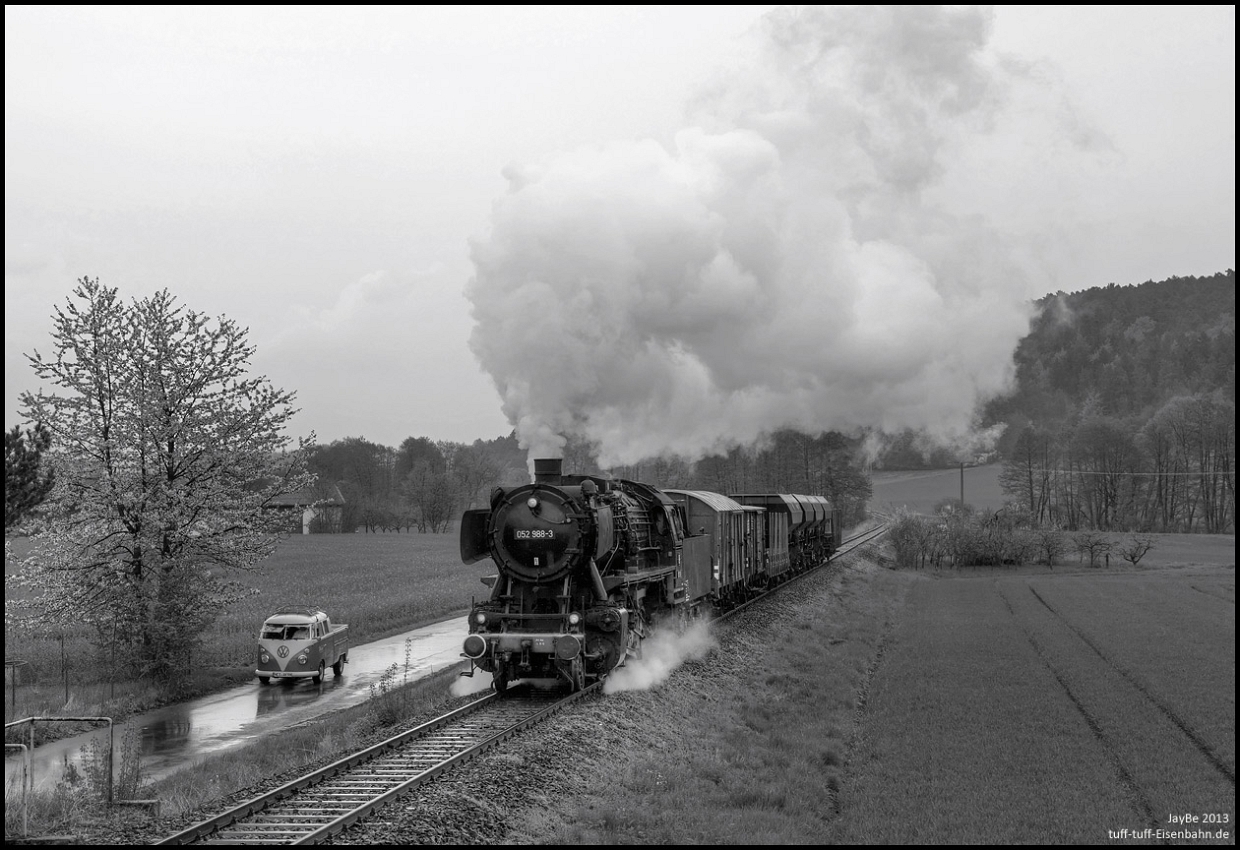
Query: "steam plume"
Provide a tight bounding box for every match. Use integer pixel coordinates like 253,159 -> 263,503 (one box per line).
468,6 -> 1066,465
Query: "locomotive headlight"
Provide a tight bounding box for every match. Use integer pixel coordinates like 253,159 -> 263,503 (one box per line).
526,496 -> 539,510
463,635 -> 487,659
555,635 -> 581,660
474,612 -> 488,625
567,612 -> 581,626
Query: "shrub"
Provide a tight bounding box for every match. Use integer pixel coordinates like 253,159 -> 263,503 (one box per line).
1074,531 -> 1113,567
1118,535 -> 1156,566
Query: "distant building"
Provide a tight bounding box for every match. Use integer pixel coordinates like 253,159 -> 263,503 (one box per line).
266,484 -> 346,534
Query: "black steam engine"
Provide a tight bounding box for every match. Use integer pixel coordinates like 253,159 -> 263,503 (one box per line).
459,458 -> 842,692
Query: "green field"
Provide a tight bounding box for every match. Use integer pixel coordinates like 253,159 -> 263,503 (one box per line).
870,463 -> 1006,516
831,562 -> 1236,843
4,531 -> 484,723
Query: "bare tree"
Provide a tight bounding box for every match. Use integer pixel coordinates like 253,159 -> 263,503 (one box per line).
452,443 -> 504,511
1033,527 -> 1069,567
1073,531 -> 1113,568
402,462 -> 457,533
1118,534 -> 1156,566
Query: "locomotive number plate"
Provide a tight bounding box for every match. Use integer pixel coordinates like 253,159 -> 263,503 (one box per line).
514,529 -> 555,540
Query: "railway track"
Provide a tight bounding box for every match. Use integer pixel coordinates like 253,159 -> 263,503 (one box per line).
155,523 -> 886,846
726,522 -> 887,619
155,684 -> 598,845
835,522 -> 888,556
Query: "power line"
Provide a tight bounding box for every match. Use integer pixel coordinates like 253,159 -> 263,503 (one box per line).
1016,468 -> 1232,478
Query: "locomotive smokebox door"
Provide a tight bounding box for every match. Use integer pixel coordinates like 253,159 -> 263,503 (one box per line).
493,486 -> 582,583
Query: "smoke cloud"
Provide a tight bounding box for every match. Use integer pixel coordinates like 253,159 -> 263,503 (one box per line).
603,620 -> 716,694
468,6 -> 1070,466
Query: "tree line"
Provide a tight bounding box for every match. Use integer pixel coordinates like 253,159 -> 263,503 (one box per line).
308,428 -> 874,534
999,395 -> 1234,532
305,433 -> 527,533
556,429 -> 872,529
988,271 -> 1235,533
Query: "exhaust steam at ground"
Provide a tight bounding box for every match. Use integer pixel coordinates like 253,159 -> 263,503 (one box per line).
603,620 -> 717,694
450,669 -> 495,698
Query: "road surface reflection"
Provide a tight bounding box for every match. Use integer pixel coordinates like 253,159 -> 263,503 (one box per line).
6,616 -> 468,792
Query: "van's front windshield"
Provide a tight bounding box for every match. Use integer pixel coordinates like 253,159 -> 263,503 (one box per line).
261,624 -> 310,640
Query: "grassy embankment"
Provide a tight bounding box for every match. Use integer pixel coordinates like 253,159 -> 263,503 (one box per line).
4,532 -> 481,726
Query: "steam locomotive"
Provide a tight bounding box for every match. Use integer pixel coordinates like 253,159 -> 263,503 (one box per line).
459,458 -> 842,692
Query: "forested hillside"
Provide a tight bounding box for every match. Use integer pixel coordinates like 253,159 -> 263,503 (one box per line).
989,270 -> 1234,424
986,270 -> 1235,533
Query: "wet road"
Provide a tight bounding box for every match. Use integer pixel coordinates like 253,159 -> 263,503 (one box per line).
6,616 -> 474,792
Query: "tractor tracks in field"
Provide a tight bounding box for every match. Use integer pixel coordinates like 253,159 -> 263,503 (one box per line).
1023,585 -> 1235,788
994,587 -> 1161,833
995,575 -> 1235,841
1189,583 -> 1235,605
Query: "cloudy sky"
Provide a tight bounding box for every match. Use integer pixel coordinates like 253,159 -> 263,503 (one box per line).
5,6 -> 1234,461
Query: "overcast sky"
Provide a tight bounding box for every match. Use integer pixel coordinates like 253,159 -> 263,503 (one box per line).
5,6 -> 1234,457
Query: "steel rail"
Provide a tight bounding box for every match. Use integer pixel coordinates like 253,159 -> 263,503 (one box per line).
155,682 -> 600,845
834,523 -> 889,557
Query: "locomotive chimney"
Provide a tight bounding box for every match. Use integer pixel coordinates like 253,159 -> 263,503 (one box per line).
533,457 -> 563,485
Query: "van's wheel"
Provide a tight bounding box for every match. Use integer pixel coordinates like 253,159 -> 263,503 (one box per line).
258,676 -> 270,685
313,661 -> 325,684
332,657 -> 344,677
